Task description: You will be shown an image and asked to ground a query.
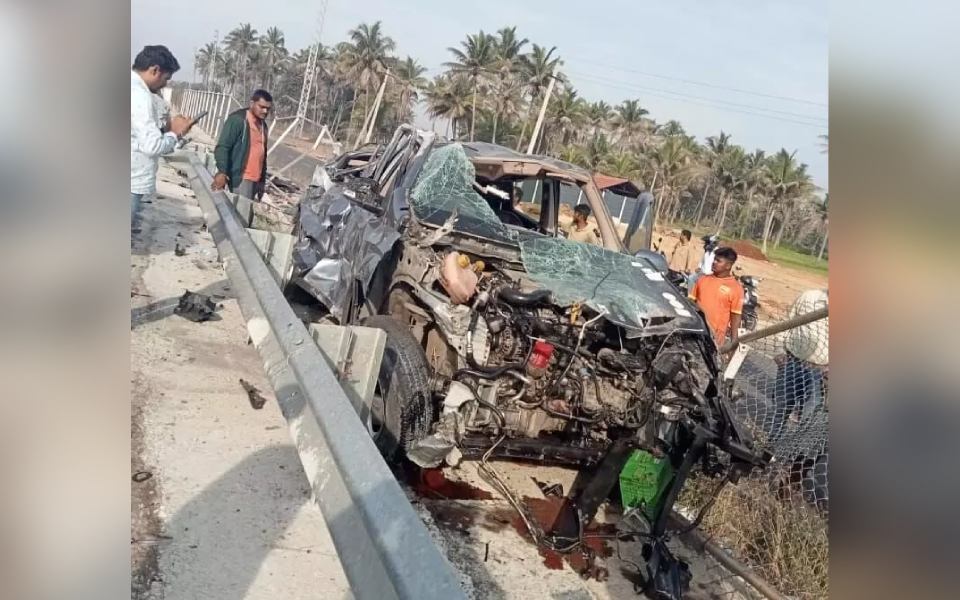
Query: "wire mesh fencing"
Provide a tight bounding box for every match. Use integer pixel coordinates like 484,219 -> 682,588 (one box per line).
679,298 -> 829,599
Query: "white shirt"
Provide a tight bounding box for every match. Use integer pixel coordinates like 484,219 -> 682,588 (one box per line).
131,71 -> 178,194
699,248 -> 716,275
785,289 -> 829,365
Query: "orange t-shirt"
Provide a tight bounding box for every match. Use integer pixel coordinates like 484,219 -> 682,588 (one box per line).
689,275 -> 744,342
242,111 -> 266,182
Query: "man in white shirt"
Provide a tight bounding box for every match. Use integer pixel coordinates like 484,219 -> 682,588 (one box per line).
131,45 -> 193,227
770,289 -> 829,443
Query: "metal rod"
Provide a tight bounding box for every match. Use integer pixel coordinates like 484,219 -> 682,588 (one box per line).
672,513 -> 788,600
719,307 -> 828,353
268,116 -> 300,156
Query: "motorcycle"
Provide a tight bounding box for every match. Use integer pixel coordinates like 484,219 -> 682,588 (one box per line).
736,272 -> 760,331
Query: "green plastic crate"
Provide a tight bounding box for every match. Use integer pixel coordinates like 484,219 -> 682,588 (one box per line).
619,450 -> 673,511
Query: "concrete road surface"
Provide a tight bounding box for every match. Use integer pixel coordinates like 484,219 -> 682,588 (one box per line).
130,158 -> 351,600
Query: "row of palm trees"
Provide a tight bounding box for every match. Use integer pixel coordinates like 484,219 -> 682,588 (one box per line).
189,21 -> 826,258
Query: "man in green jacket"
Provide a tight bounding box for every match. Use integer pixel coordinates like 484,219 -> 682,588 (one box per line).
211,89 -> 273,200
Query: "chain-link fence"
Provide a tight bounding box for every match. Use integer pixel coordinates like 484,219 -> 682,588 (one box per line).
680,296 -> 829,599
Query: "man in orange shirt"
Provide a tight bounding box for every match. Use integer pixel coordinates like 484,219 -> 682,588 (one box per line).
212,89 -> 273,201
688,246 -> 744,346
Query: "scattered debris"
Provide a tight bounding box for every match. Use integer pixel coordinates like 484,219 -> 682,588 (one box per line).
132,471 -> 153,483
174,290 -> 219,322
533,478 -> 564,498
239,378 -> 268,409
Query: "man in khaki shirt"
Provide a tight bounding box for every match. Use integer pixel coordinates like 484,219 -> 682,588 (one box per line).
562,204 -> 602,246
668,229 -> 695,274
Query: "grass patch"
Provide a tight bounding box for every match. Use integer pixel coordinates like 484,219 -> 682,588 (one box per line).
766,246 -> 829,275
680,475 -> 829,599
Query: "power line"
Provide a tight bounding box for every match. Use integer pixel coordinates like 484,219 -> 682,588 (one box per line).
567,70 -> 827,129
565,68 -> 827,122
564,56 -> 827,107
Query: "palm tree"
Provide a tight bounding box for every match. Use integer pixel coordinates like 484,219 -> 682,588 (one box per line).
602,148 -> 641,180
516,44 -> 562,150
340,21 -> 396,131
487,27 -> 528,143
612,99 -> 650,150
259,27 -> 287,91
699,131 -> 733,231
195,42 -> 218,88
658,120 -> 686,138
424,74 -> 472,138
816,193 -> 829,260
543,86 -> 585,153
762,149 -> 813,253
580,134 -> 612,171
393,56 -> 428,123
586,101 -> 613,140
224,23 -> 259,95
445,31 -> 497,141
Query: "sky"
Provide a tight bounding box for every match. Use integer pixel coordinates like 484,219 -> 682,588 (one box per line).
132,0 -> 828,189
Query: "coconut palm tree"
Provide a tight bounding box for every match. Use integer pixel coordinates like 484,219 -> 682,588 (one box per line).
393,56 -> 428,123
543,86 -> 585,153
224,23 -> 259,95
602,148 -> 641,180
487,27 -> 528,144
339,21 -> 396,131
612,99 -> 650,150
259,26 -> 287,91
424,74 -> 472,138
195,42 -> 219,88
816,193 -> 829,260
762,149 -> 813,253
445,31 -> 497,141
515,44 -> 562,150
585,101 -> 613,141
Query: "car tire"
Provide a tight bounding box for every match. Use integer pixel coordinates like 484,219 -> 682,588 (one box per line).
362,314 -> 435,463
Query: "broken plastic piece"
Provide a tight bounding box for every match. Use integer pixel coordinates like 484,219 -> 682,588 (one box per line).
174,290 -> 219,322
439,252 -> 478,304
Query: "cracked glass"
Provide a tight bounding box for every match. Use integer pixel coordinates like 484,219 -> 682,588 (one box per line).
409,144 -> 518,242
519,235 -> 685,328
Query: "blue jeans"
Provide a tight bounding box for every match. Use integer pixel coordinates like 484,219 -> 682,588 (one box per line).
131,193 -> 145,224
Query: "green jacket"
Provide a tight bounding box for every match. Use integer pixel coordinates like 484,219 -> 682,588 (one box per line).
214,109 -> 269,192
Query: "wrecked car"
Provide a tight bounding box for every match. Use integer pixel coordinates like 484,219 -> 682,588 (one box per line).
291,125 -> 769,598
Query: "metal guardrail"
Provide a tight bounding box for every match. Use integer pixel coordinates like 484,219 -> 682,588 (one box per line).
178,151 -> 466,600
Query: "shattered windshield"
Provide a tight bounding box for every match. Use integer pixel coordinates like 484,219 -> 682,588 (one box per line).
410,144 -> 518,243
519,236 -> 692,328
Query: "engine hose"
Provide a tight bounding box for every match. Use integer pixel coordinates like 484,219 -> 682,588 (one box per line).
498,287 -> 552,307
460,381 -> 506,435
465,309 -> 524,375
542,404 -> 601,424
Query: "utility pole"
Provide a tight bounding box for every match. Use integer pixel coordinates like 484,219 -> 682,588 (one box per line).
296,1 -> 329,137
526,70 -> 557,155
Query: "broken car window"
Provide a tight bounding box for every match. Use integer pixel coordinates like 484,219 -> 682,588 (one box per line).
409,144 -> 518,242
519,235 -> 688,329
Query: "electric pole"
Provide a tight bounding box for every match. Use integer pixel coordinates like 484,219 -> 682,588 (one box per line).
296,0 -> 329,137
527,70 -> 557,155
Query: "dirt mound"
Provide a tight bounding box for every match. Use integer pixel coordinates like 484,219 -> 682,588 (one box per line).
727,240 -> 768,262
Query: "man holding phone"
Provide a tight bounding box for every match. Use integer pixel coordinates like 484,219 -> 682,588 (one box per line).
130,45 -> 194,226
211,89 -> 273,201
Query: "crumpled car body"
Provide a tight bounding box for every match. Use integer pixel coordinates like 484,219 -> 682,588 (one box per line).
291,126 -> 769,597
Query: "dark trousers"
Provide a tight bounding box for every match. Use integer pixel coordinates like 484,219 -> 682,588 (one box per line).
770,353 -> 825,443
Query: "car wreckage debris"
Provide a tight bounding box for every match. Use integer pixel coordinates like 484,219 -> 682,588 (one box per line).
173,290 -> 219,322
290,127 -> 772,598
239,378 -> 268,410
